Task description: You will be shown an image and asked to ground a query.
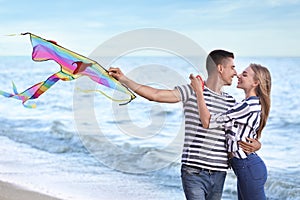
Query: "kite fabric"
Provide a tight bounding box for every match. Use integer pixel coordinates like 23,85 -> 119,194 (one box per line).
0,32 -> 136,108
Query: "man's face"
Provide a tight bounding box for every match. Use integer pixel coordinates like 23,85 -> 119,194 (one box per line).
220,57 -> 237,86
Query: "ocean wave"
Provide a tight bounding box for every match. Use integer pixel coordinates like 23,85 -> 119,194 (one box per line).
268,116 -> 300,131
223,169 -> 300,200
78,134 -> 182,174
265,169 -> 300,200
0,118 -> 86,154
0,116 -> 182,173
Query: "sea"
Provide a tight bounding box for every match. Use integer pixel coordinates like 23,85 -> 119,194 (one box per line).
0,55 -> 299,200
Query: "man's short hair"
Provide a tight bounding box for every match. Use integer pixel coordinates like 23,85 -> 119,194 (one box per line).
206,50 -> 234,75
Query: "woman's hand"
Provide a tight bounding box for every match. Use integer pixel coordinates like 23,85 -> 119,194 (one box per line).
189,74 -> 204,95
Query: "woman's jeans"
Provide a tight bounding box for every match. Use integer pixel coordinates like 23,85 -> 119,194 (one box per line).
229,153 -> 267,200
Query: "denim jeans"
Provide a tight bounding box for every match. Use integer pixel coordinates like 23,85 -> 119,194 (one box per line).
181,165 -> 227,200
229,153 -> 267,200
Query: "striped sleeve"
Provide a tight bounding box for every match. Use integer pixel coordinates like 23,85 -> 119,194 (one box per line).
209,101 -> 251,127
225,101 -> 251,122
175,84 -> 193,103
209,113 -> 228,129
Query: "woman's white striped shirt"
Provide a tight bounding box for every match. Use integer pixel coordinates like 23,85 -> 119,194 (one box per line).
210,96 -> 261,159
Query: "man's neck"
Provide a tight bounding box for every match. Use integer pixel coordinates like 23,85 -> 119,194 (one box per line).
205,76 -> 223,94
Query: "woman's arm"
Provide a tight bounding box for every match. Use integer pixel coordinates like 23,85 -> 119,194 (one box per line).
189,74 -> 210,128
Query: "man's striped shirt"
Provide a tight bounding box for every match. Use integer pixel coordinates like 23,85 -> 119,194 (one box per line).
175,84 -> 236,171
210,96 -> 261,159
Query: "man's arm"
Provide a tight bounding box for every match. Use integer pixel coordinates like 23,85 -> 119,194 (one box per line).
108,67 -> 181,103
239,138 -> 261,153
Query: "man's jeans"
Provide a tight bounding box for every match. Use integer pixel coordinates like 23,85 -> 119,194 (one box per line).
229,153 -> 267,200
181,165 -> 226,200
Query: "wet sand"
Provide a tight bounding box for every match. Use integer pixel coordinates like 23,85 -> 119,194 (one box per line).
0,180 -> 63,200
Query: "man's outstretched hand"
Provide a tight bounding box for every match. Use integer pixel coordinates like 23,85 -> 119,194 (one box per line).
108,67 -> 125,82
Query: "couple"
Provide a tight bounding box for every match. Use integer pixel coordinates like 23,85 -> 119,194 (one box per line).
108,49 -> 271,200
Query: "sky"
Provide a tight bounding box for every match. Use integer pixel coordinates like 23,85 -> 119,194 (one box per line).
0,0 -> 300,57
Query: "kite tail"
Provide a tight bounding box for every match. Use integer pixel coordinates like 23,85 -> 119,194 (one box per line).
29,71 -> 73,100
0,82 -> 38,108
0,71 -> 73,108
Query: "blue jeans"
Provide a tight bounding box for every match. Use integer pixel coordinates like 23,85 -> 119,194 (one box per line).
181,165 -> 226,200
229,153 -> 267,200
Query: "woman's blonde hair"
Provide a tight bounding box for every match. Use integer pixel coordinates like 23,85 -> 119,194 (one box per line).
250,64 -> 272,139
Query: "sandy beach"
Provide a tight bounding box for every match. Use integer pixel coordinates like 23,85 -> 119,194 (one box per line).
0,181 -> 63,200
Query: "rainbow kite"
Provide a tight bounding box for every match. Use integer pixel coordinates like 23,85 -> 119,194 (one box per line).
0,32 -> 136,108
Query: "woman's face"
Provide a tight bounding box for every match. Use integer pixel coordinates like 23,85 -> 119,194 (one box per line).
237,66 -> 257,90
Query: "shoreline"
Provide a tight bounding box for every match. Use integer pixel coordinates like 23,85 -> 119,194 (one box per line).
0,180 -> 63,200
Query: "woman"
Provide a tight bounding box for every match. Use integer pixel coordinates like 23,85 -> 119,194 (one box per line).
190,63 -> 271,200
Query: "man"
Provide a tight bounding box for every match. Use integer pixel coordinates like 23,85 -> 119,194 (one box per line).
108,49 -> 260,200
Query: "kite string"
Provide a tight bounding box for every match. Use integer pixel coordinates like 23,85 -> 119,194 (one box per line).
75,87 -> 132,103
